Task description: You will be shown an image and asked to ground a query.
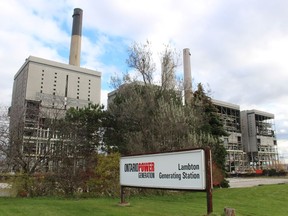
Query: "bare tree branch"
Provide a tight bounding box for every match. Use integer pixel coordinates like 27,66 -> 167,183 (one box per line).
126,40 -> 156,85
160,44 -> 181,90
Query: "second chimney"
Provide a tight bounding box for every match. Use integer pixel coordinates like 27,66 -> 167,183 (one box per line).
69,8 -> 83,66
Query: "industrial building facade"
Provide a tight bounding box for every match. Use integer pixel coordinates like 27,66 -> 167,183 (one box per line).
241,110 -> 278,170
9,56 -> 101,171
11,56 -> 101,112
8,8 -> 103,171
8,4 -> 278,174
213,99 -> 278,173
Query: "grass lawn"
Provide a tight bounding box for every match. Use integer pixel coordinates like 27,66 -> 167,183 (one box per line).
0,184 -> 287,216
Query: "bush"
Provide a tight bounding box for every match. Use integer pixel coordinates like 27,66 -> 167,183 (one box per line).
12,173 -> 58,197
86,152 -> 121,197
220,179 -> 230,188
278,170 -> 287,176
262,169 -> 287,177
10,153 -> 133,198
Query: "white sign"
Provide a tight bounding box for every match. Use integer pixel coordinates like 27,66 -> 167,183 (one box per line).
120,149 -> 206,190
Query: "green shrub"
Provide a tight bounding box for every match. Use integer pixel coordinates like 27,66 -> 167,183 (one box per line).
87,152 -> 121,197
278,169 -> 287,176
11,173 -> 58,197
220,179 -> 230,188
262,169 -> 287,177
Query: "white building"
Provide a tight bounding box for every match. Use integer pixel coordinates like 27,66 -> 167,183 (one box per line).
9,56 -> 101,171
8,8 -> 102,171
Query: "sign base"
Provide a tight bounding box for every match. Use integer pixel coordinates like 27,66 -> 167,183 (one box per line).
118,202 -> 130,207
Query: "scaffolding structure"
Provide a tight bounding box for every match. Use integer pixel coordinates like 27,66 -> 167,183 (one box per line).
241,111 -> 279,170
212,100 -> 279,173
212,100 -> 248,173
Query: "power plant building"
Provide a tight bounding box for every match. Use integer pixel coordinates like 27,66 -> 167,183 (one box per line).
240,110 -> 278,169
11,56 -> 101,112
212,99 -> 278,172
182,48 -> 279,172
212,99 -> 247,173
9,8 -> 101,171
8,5 -> 279,174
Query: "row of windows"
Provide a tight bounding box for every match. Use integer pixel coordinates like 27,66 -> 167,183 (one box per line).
39,70 -> 93,101
40,70 -> 45,93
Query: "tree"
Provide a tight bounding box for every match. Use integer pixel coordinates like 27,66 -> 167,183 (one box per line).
45,104 -> 106,195
0,105 -> 10,172
106,82 -> 219,155
126,40 -> 156,85
108,41 -> 228,181
191,83 -> 228,176
6,99 -> 69,174
63,103 -> 105,170
160,44 -> 180,91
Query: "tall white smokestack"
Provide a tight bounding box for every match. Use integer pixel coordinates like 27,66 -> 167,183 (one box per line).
183,48 -> 192,104
69,8 -> 83,66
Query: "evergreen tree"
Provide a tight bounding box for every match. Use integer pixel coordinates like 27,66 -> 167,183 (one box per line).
191,83 -> 228,172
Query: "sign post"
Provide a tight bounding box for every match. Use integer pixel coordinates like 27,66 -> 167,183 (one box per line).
119,147 -> 213,214
205,148 -> 213,215
120,186 -> 128,205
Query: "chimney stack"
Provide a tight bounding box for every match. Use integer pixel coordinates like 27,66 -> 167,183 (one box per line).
183,48 -> 192,104
69,8 -> 83,66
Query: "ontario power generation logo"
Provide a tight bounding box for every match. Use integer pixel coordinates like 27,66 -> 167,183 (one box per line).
124,162 -> 155,178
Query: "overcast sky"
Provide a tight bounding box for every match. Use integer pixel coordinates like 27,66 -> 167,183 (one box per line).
1,0 -> 287,161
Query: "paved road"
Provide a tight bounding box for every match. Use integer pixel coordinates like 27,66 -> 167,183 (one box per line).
228,177 -> 288,188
